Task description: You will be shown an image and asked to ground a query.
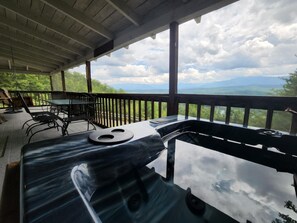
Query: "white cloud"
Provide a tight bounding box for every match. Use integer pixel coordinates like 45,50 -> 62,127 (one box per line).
70,0 -> 297,88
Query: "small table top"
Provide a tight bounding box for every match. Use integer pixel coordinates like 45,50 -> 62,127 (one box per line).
46,99 -> 94,106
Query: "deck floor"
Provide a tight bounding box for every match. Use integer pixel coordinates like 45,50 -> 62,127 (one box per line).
0,107 -> 100,199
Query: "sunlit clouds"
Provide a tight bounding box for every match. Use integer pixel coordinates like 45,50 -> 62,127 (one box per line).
70,0 -> 297,87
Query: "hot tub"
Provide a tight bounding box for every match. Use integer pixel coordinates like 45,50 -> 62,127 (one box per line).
21,116 -> 297,223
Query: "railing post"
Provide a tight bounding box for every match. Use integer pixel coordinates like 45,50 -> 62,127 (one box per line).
86,60 -> 92,93
61,70 -> 66,92
167,21 -> 179,116
49,75 -> 54,91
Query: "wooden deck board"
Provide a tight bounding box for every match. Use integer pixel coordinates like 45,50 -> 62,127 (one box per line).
0,107 -> 100,200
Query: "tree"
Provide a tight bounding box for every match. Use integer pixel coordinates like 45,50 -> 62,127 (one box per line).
272,200 -> 297,223
277,70 -> 297,96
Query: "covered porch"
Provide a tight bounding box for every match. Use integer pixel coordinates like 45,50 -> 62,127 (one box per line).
0,0 -> 297,222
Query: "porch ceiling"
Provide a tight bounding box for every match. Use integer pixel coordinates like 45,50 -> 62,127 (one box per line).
0,0 -> 236,75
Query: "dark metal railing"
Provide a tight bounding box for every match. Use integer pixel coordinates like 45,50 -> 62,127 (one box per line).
2,91 -> 296,134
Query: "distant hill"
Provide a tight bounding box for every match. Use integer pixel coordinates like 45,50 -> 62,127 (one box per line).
65,71 -> 124,93
179,85 -> 280,96
111,76 -> 286,95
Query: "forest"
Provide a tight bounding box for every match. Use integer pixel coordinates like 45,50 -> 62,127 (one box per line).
0,71 -> 124,93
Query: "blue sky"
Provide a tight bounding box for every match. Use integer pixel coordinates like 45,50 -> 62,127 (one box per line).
70,0 -> 297,87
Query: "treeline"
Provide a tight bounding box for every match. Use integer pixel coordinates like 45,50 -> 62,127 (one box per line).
0,71 -> 124,93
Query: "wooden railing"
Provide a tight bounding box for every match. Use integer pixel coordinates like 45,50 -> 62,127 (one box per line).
91,93 -> 169,127
2,91 -> 297,134
90,93 -> 297,134
176,94 -> 297,134
1,90 -> 52,107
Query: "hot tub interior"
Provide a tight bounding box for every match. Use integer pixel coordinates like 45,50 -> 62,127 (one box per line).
71,119 -> 297,223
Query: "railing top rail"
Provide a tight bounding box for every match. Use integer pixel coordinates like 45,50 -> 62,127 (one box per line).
176,94 -> 297,110
91,93 -> 170,100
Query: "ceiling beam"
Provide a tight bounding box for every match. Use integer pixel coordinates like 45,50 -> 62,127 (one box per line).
0,14 -> 83,55
0,46 -> 61,67
0,0 -> 94,48
104,0 -> 141,26
41,0 -> 113,39
0,67 -> 51,75
0,55 -> 52,72
0,35 -> 72,62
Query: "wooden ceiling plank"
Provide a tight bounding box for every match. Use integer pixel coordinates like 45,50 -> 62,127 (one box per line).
0,36 -> 70,62
0,31 -> 75,60
0,0 -> 94,48
0,44 -> 64,66
41,0 -> 113,39
0,67 -> 50,74
104,0 -> 141,26
0,54 -> 54,71
0,46 -> 60,67
0,15 -> 83,55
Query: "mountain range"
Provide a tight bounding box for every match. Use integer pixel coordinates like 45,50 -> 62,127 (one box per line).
111,76 -> 286,95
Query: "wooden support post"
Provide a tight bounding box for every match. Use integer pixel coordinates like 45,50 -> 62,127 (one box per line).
49,75 -> 54,91
61,70 -> 66,92
167,21 -> 179,116
86,60 -> 92,93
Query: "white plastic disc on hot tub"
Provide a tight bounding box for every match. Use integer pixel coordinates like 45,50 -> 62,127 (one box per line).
88,128 -> 134,144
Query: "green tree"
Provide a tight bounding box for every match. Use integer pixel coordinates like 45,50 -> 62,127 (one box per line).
277,70 -> 297,96
0,72 -> 50,91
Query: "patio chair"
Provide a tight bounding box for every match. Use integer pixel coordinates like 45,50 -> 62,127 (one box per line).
0,88 -> 23,113
17,92 -> 62,143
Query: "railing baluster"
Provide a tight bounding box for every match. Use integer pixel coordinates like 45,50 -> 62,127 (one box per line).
138,100 -> 142,121
225,106 -> 231,124
118,99 -> 123,125
99,97 -> 103,126
115,98 -> 118,126
151,100 -> 155,119
109,97 -> 112,127
133,100 -> 136,123
158,101 -> 162,118
196,104 -> 201,120
112,98 -> 115,127
265,109 -> 273,129
123,99 -> 127,125
144,100 -> 148,120
128,99 -> 131,124
210,104 -> 215,122
243,107 -> 250,127
104,97 -> 108,127
185,102 -> 189,118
